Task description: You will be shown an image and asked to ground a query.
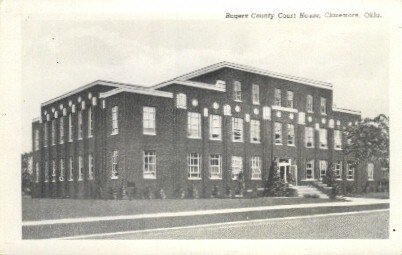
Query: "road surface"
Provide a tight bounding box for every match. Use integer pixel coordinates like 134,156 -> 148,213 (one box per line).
88,210 -> 389,239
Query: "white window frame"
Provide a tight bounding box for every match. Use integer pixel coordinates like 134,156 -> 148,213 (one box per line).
88,107 -> 93,138
51,159 -> 56,182
286,91 -> 294,108
34,129 -> 40,151
51,120 -> 56,145
35,162 -> 40,183
346,162 -> 355,181
68,156 -> 74,181
252,84 -> 260,105
176,93 -> 187,109
305,160 -> 314,180
188,153 -> 201,180
44,160 -> 49,182
334,130 -> 342,150
111,106 -> 119,135
319,128 -> 328,149
68,113 -> 73,142
209,114 -> 222,140
274,122 -> 282,145
78,156 -> 83,181
78,110 -> 83,139
320,97 -> 327,115
233,81 -> 242,102
143,106 -> 156,135
143,151 -> 156,179
59,117 -> 64,144
250,119 -> 261,143
88,153 -> 94,180
59,158 -> 65,182
334,161 -> 342,180
274,89 -> 281,106
187,112 -> 202,139
287,124 -> 295,146
306,94 -> 314,113
209,154 -> 222,179
319,160 -> 327,180
305,127 -> 315,148
367,163 -> 374,181
251,156 -> 262,180
111,150 -> 119,179
231,156 -> 243,180
232,117 -> 244,142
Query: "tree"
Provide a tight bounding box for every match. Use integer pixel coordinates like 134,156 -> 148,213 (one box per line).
324,163 -> 339,199
264,162 -> 287,197
21,152 -> 33,195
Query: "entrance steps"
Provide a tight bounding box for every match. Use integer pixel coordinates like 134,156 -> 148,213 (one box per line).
289,184 -> 330,199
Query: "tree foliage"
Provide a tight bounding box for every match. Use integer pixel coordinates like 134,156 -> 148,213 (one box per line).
264,162 -> 287,197
21,152 -> 33,194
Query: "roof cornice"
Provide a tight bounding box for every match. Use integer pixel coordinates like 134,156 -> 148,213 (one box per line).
99,87 -> 173,99
333,107 -> 361,115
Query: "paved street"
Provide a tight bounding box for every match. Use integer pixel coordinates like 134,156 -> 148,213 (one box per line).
89,210 -> 389,239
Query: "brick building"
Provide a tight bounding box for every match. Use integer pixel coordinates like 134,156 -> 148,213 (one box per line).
30,62 -> 386,199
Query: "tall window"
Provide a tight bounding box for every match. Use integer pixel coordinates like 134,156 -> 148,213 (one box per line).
209,115 -> 222,140
51,159 -> 56,182
44,160 -> 49,182
143,107 -> 156,135
188,153 -> 201,179
232,117 -> 244,142
78,110 -> 83,139
250,120 -> 261,143
176,93 -> 187,109
286,91 -> 294,108
251,156 -> 262,180
233,81 -> 242,101
335,161 -> 342,179
305,127 -> 314,148
334,130 -> 342,150
231,156 -> 243,180
319,128 -> 328,149
187,112 -> 202,139
209,154 -> 222,179
59,117 -> 64,144
43,123 -> 48,147
35,162 -> 40,183
88,107 -> 93,137
320,97 -> 327,115
78,156 -> 83,181
306,160 -> 314,180
346,162 -> 355,180
274,89 -> 281,106
34,129 -> 39,151
143,151 -> 156,179
252,84 -> 259,104
111,106 -> 118,135
287,124 -> 295,146
319,160 -> 327,179
51,120 -> 56,145
367,163 -> 374,181
111,150 -> 119,179
274,122 -> 282,145
59,158 -> 65,182
306,95 -> 314,112
68,113 -> 73,142
68,156 -> 74,181
88,153 -> 94,180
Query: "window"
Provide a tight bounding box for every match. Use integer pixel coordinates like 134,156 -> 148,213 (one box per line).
34,129 -> 39,151
233,81 -> 242,101
187,112 -> 202,139
274,122 -> 282,145
335,161 -> 342,179
251,156 -> 262,180
231,156 -> 243,180
51,120 -> 56,145
68,156 -> 74,181
188,153 -> 201,179
287,124 -> 295,146
320,97 -> 327,115
143,107 -> 156,135
78,156 -> 83,181
319,128 -> 328,149
51,159 -> 56,182
334,130 -> 342,150
367,163 -> 374,181
209,154 -> 222,179
88,107 -> 93,137
209,115 -> 222,140
43,123 -> 48,147
111,150 -> 119,179
143,151 -> 156,179
346,162 -> 355,180
252,84 -> 259,104
35,162 -> 39,183
59,117 -> 64,144
223,104 -> 231,116
176,93 -> 187,109
286,91 -> 294,108
78,110 -> 83,139
305,127 -> 314,148
88,153 -> 94,180
68,113 -> 73,142
59,158 -> 65,181
306,95 -> 314,112
306,160 -> 314,180
44,160 -> 49,182
232,117 -> 244,142
250,120 -> 261,143
274,89 -> 281,106
111,106 -> 118,135
319,160 -> 327,179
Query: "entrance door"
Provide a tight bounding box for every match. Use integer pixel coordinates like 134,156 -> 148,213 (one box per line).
278,159 -> 291,183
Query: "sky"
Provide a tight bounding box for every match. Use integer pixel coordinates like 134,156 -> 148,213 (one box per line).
21,17 -> 389,153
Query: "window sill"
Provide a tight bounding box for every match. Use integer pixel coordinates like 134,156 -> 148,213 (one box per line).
188,178 -> 202,180
111,132 -> 119,136
232,140 -> 244,143
307,111 -> 314,114
234,99 -> 242,103
271,105 -> 298,113
210,137 -> 222,141
68,179 -> 74,182
143,176 -> 156,180
305,146 -> 315,149
188,136 -> 202,140
287,144 -> 296,147
59,142 -> 64,145
253,102 -> 260,106
275,143 -> 283,146
368,179 -> 374,181
210,177 -> 222,180
251,178 -> 262,181
44,180 -> 49,183
334,148 -> 343,151
68,140 -> 73,143
88,135 -> 93,138
78,179 -> 83,182
346,179 -> 354,181
78,138 -> 83,141
110,176 -> 119,180
143,132 -> 156,136
250,141 -> 261,144
303,179 -> 318,181
320,147 -> 328,150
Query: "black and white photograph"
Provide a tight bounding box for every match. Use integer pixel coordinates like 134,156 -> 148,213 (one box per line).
1,0 -> 401,254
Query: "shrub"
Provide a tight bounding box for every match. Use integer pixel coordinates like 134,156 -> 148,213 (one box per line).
303,193 -> 320,199
211,185 -> 220,198
264,162 -> 287,197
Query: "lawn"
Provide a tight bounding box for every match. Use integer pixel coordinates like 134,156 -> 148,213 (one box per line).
22,197 -> 339,221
